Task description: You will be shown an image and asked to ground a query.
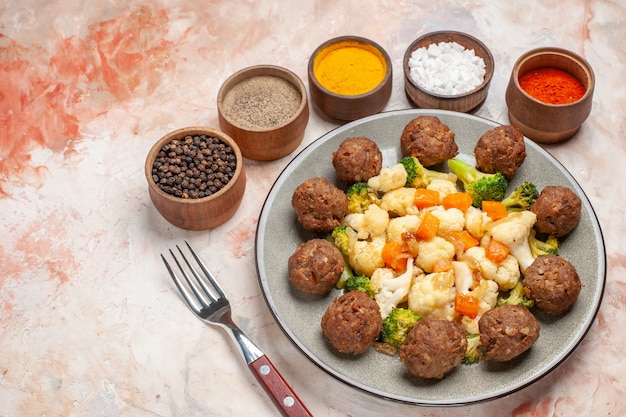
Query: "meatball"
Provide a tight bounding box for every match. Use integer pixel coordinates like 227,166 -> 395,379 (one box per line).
292,177 -> 348,233
400,116 -> 458,167
321,290 -> 383,355
479,305 -> 540,362
399,318 -> 467,379
523,255 -> 582,315
332,137 -> 383,183
288,239 -> 345,295
474,125 -> 526,180
531,186 -> 582,238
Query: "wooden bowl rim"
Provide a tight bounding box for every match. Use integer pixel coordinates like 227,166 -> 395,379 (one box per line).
216,65 -> 308,133
403,30 -> 494,99
308,35 -> 393,100
144,126 -> 245,206
510,46 -> 595,108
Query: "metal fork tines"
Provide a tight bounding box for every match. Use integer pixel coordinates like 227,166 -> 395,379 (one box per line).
161,242 -> 313,417
161,242 -> 263,363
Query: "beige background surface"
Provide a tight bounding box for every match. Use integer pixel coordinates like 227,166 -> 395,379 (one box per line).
1,1 -> 624,416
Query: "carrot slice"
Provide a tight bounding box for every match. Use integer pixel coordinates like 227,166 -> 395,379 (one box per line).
442,192 -> 473,211
432,258 -> 453,272
382,242 -> 409,271
454,293 -> 479,319
413,188 -> 441,209
482,200 -> 509,221
445,230 -> 480,253
415,212 -> 440,241
486,238 -> 510,264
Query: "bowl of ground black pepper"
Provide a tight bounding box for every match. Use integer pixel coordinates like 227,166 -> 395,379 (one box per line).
145,126 -> 246,230
505,47 -> 595,144
403,31 -> 494,113
308,36 -> 393,121
217,65 -> 309,161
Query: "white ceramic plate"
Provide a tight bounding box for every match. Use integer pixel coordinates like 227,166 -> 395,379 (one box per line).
255,109 -> 606,406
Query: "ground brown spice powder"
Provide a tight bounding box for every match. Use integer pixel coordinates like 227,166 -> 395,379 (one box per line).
222,75 -> 301,129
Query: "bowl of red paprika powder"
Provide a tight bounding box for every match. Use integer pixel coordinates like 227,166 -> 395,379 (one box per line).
505,47 -> 595,144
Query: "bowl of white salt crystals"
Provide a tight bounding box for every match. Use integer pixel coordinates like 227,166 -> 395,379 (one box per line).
403,31 -> 494,113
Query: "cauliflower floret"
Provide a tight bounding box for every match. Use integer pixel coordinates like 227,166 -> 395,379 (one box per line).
408,270 -> 456,320
464,205 -> 492,239
367,164 -> 407,193
472,278 -> 499,310
343,204 -> 389,240
364,204 -> 390,237
452,260 -> 475,295
415,236 -> 455,273
349,236 -> 386,277
426,206 -> 465,236
379,187 -> 419,216
460,279 -> 499,335
343,213 -> 366,239
488,211 -> 538,273
464,246 -> 520,291
426,178 -> 459,199
461,318 -> 479,335
386,215 -> 420,244
371,258 -> 418,318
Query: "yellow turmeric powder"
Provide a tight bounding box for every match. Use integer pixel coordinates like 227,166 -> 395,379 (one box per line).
313,40 -> 386,96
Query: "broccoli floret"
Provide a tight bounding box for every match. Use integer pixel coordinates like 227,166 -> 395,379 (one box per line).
329,225 -> 354,289
427,169 -> 458,183
463,333 -> 485,364
529,229 -> 560,257
380,307 -> 421,348
399,156 -> 457,188
496,281 -> 534,308
331,225 -> 350,257
346,182 -> 380,214
336,266 -> 353,289
399,156 -> 430,188
502,181 -> 539,212
344,274 -> 376,298
447,158 -> 508,208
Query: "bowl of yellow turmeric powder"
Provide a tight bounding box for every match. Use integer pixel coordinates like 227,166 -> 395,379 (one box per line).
308,36 -> 393,121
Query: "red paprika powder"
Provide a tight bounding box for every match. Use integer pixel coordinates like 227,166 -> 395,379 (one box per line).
518,67 -> 585,105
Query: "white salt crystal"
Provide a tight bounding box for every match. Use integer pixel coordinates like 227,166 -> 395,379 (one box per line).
408,41 -> 487,95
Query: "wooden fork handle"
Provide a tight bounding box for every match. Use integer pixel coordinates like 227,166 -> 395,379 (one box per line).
248,355 -> 314,417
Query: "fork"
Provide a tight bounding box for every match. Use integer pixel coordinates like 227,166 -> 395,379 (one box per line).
161,241 -> 313,417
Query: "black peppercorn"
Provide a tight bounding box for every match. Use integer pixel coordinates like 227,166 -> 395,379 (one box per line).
151,134 -> 237,199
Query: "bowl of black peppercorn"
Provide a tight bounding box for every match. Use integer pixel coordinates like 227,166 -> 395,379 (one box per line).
145,126 -> 246,230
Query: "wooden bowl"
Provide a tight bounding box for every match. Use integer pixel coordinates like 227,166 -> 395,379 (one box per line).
505,47 -> 595,144
308,36 -> 393,121
217,65 -> 309,161
145,126 -> 246,230
403,31 -> 494,113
